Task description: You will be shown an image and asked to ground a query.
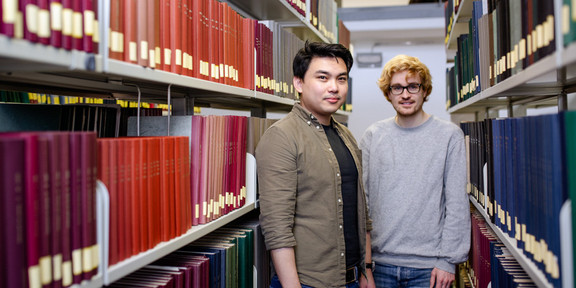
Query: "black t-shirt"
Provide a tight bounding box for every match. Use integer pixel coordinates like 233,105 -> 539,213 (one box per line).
323,123 -> 360,268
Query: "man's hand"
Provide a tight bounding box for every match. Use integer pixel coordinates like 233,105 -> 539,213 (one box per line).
429,267 -> 454,288
360,269 -> 376,288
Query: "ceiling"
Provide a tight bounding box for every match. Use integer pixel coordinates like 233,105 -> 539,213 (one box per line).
338,2 -> 445,45
341,0 -> 442,8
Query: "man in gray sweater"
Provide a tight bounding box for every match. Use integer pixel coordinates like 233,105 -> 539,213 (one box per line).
359,54 -> 470,288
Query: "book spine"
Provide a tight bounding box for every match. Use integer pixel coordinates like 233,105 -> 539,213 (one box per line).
0,137 -> 27,288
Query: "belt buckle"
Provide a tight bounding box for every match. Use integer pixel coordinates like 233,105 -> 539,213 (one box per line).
345,266 -> 358,284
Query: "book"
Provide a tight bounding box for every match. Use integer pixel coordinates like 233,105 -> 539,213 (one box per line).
0,136 -> 27,288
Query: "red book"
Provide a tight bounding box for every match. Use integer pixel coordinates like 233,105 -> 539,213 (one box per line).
120,138 -> 133,259
181,137 -> 192,231
146,0 -> 157,68
136,0 -> 148,67
159,0 -> 170,71
207,0 -> 216,83
108,0 -> 124,60
152,0 -> 161,69
107,138 -> 120,265
181,0 -> 190,76
123,0 -> 137,64
49,0 -> 63,47
147,137 -> 162,247
199,0 -> 210,80
138,138 -> 150,251
82,0 -> 95,53
167,137 -> 175,238
129,137 -> 142,254
97,138 -> 113,265
159,137 -> 170,241
170,0 -> 182,74
173,136 -> 183,236
190,0 -> 200,78
61,0 -> 73,50
37,0 -> 51,44
0,136 -> 27,288
71,0 -> 83,51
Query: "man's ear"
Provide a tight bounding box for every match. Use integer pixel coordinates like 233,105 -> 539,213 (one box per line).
293,77 -> 303,94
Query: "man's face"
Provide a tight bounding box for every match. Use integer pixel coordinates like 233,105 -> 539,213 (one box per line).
389,70 -> 425,117
294,57 -> 348,124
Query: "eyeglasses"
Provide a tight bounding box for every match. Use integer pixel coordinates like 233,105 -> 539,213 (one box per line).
389,83 -> 422,95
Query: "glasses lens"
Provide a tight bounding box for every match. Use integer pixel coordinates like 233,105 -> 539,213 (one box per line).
407,84 -> 420,93
390,86 -> 403,95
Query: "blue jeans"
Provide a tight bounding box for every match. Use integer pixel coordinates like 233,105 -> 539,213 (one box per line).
373,263 -> 433,288
269,274 -> 360,288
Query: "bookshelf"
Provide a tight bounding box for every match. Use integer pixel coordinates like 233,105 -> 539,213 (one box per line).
0,0 -> 345,287
445,0 -> 575,287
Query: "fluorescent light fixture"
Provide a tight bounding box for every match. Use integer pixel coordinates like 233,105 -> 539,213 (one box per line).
356,52 -> 382,68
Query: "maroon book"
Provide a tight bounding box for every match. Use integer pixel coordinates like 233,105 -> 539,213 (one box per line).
61,0 -> 73,50
71,0 -> 83,51
0,0 -> 16,36
20,0 -> 39,42
59,132 -> 73,287
36,134 -> 54,288
49,0 -> 63,48
69,132 -> 84,283
82,0 -> 94,53
80,132 -> 98,280
37,0 -> 51,44
0,136 -> 27,288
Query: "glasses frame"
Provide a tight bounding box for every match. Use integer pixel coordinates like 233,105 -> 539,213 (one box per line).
389,83 -> 422,95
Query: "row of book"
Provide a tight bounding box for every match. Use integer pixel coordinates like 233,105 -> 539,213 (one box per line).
97,135 -> 193,266
1,116 -> 277,287
258,20 -> 305,99
110,0 -> 255,91
0,91 -> 171,110
1,131 -> 99,288
445,0 -> 556,108
461,111 -> 576,287
108,217 -> 270,288
565,0 -> 576,46
0,102 -> 159,138
309,0 -> 338,44
0,0 -> 100,53
469,209 -> 537,288
0,1 -> 353,104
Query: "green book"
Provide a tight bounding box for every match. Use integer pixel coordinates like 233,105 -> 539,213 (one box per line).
564,111 -> 576,282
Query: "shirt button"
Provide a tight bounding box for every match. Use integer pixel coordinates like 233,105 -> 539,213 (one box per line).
316,126 -> 320,129
339,225 -> 343,229
341,253 -> 344,257
329,148 -> 332,151
338,198 -> 342,203
307,121 -> 311,125
337,173 -> 340,177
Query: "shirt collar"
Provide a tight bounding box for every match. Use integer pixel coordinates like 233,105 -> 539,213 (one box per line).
292,103 -> 332,129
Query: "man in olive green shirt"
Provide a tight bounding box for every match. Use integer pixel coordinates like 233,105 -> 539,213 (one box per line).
256,41 -> 375,288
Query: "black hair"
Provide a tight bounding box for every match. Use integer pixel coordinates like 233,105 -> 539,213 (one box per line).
292,41 -> 354,79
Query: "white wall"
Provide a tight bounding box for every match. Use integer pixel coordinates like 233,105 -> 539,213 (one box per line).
347,42 -> 450,140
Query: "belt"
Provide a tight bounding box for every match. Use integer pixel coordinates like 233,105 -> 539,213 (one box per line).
345,265 -> 360,284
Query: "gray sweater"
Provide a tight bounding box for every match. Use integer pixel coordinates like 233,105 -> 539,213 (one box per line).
359,116 -> 470,273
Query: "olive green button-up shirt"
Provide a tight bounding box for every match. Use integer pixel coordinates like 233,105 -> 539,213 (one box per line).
256,104 -> 372,287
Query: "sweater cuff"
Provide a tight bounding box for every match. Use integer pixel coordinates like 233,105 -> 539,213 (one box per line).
435,258 -> 455,274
